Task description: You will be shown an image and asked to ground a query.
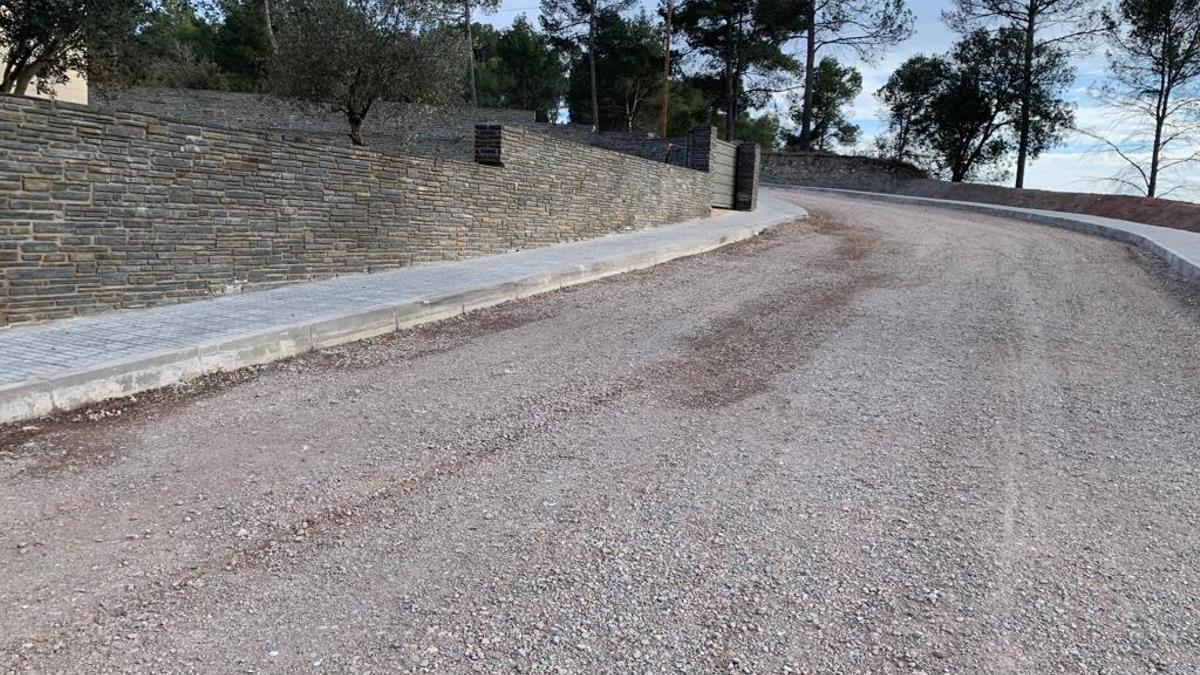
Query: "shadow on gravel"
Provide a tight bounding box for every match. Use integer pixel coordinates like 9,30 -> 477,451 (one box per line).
651,214 -> 891,408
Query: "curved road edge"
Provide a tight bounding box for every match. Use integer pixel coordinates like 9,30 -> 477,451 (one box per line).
769,185 -> 1200,284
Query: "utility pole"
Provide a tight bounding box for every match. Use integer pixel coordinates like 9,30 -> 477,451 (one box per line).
660,0 -> 672,138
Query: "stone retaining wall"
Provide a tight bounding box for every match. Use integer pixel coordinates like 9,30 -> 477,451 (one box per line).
762,152 -> 928,191
91,86 -> 538,159
94,87 -> 698,164
534,125 -> 692,166
0,94 -> 710,326
763,151 -> 1200,233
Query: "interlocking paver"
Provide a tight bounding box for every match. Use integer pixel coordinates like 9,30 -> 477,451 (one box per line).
0,197 -> 802,392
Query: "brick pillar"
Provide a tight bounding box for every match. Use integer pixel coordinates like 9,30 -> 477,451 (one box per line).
734,142 -> 761,211
687,125 -> 717,172
474,124 -> 503,166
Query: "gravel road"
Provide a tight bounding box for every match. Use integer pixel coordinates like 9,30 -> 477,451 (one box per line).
2,189 -> 1199,674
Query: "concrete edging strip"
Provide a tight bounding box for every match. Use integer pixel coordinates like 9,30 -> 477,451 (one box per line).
774,185 -> 1200,284
0,200 -> 804,426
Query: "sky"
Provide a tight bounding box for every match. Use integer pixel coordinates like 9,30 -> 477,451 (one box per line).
482,0 -> 1199,198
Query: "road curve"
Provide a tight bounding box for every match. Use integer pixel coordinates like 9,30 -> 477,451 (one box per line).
2,189 -> 1198,673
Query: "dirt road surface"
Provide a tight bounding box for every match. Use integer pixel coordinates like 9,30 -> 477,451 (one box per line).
2,190 -> 1199,673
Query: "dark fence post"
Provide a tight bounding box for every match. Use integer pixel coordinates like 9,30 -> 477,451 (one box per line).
687,125 -> 716,172
474,124 -> 504,166
734,142 -> 761,211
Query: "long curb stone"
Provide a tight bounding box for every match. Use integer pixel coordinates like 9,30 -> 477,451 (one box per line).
774,185 -> 1200,283
0,201 -> 804,426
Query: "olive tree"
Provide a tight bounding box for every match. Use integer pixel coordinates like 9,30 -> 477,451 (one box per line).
270,0 -> 467,146
0,0 -> 145,95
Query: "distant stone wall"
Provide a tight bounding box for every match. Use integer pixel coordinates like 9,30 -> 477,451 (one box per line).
762,152 -> 928,191
0,94 -> 710,326
763,151 -> 1200,233
535,125 -> 692,166
90,86 -> 538,159
93,87 -> 702,164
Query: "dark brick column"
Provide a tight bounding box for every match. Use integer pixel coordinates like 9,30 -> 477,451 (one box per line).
474,124 -> 504,166
687,126 -> 717,172
734,142 -> 761,211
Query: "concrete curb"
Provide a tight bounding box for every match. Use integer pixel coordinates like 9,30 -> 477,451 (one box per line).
0,205 -> 804,426
774,185 -> 1200,284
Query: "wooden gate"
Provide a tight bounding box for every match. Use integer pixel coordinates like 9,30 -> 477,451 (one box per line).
709,137 -> 737,209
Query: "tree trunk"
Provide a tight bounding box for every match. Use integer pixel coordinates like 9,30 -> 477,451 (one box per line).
466,0 -> 478,108
1,60 -> 16,93
660,0 -> 671,137
798,14 -> 817,150
1148,88 -> 1168,198
588,13 -> 601,132
1014,10 -> 1036,189
13,63 -> 41,96
264,0 -> 278,53
4,52 -> 49,96
723,14 -> 736,141
895,120 -> 908,160
951,150 -> 969,181
348,110 -> 366,146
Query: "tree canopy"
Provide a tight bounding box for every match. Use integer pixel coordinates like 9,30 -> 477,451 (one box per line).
786,56 -> 860,151
0,0 -> 146,95
945,0 -> 1106,187
475,16 -> 566,120
673,0 -> 806,141
791,0 -> 913,150
565,10 -> 663,131
269,0 -> 468,145
1087,0 -> 1200,197
10,0 -> 1196,197
877,28 -> 1072,182
540,0 -> 635,131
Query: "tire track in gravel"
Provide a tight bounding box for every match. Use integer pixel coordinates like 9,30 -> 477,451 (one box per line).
652,214 -> 891,408
0,220 -> 820,664
7,191 -> 1200,672
0,377 -> 640,658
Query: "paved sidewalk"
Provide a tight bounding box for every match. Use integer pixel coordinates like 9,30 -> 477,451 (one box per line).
775,185 -> 1200,283
0,196 -> 805,424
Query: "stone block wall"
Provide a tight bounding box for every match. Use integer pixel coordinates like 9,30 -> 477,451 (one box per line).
533,125 -> 692,167
762,150 -> 1200,233
0,94 -> 710,326
95,87 -> 768,186
95,87 -> 702,165
90,86 -> 538,159
762,152 -> 928,191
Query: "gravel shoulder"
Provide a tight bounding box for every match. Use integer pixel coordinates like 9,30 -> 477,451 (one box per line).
2,191 -> 1199,673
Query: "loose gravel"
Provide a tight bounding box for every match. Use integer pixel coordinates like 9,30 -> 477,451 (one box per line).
1,190 -> 1198,673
